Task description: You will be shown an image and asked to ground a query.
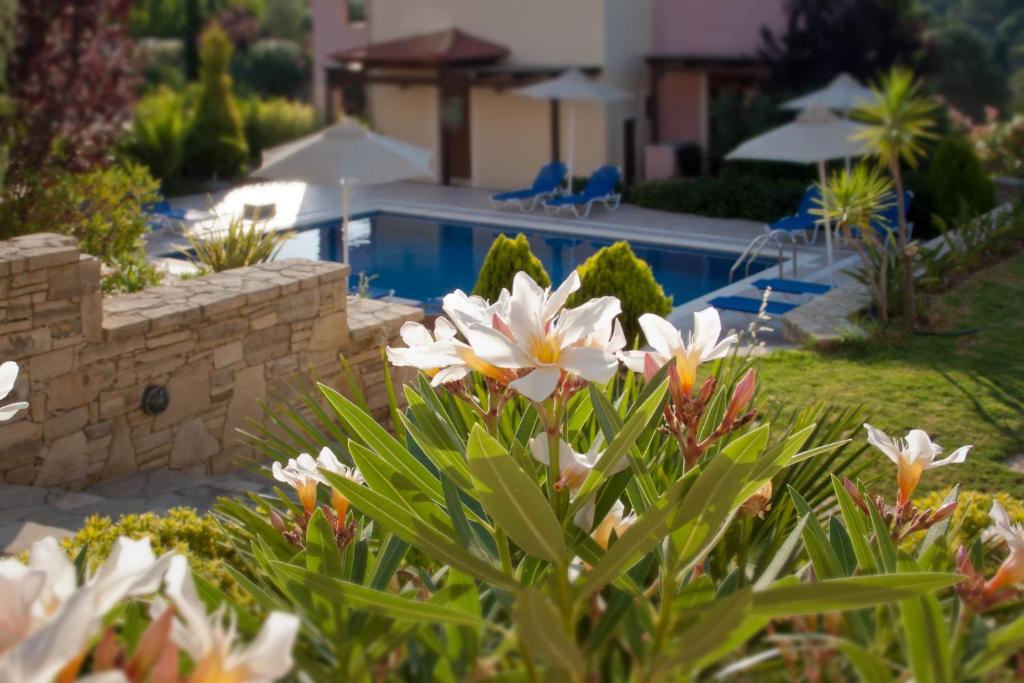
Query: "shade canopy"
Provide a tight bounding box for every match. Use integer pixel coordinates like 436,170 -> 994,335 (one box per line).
514,68 -> 632,103
253,118 -> 433,187
331,28 -> 508,68
725,106 -> 866,165
780,72 -> 874,113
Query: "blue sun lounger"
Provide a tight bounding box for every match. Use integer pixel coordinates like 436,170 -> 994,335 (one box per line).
491,162 -> 567,211
708,295 -> 800,316
543,166 -> 621,219
753,278 -> 831,296
766,186 -> 824,244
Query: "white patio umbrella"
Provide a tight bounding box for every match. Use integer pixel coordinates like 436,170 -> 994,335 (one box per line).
253,118 -> 433,264
514,69 -> 632,188
780,72 -> 874,113
725,106 -> 867,284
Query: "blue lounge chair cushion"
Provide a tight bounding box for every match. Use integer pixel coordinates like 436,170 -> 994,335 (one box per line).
753,278 -> 831,295
708,295 -> 799,316
768,186 -> 822,233
491,162 -> 567,202
545,166 -> 620,206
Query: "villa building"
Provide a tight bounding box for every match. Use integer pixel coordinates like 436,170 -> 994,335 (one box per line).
310,0 -> 785,186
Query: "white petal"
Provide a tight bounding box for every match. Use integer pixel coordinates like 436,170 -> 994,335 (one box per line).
162,555 -> 213,655
2,587 -> 99,683
236,611 -> 300,680
0,361 -> 19,400
691,307 -> 723,356
295,453 -> 319,473
607,319 -> 627,353
316,447 -> 343,473
619,350 -> 663,373
0,401 -> 28,421
27,537 -> 76,604
560,346 -> 618,384
863,424 -> 901,464
509,367 -> 561,402
464,324 -> 530,368
398,321 -> 434,347
702,333 -> 738,362
905,429 -> 941,464
573,498 -> 597,532
528,436 -> 552,466
433,317 -> 457,341
543,270 -> 581,321
558,296 -> 621,347
928,444 -> 971,469
387,343 -> 462,370
430,364 -> 470,385
638,314 -> 683,358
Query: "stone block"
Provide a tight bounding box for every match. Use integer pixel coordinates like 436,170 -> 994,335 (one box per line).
242,325 -> 290,364
28,347 -> 75,382
309,311 -> 349,352
145,330 -> 193,350
250,311 -> 279,331
0,328 -> 52,357
198,318 -> 249,345
43,405 -> 89,441
34,431 -> 89,487
152,359 -> 212,431
170,417 -> 220,469
81,293 -> 102,342
213,341 -> 243,370
101,416 -> 136,480
222,364 -> 265,447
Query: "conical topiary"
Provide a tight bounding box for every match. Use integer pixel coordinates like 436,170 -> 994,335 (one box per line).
184,22 -> 249,179
567,241 -> 672,346
473,234 -> 550,302
926,134 -> 996,225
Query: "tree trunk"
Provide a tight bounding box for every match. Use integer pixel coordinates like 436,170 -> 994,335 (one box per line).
889,157 -> 916,328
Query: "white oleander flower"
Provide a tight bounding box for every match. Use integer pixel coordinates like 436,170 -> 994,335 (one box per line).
464,272 -> 622,402
591,501 -> 637,551
272,453 -> 321,514
387,317 -> 515,386
154,556 -> 299,683
0,362 -> 28,422
0,537 -> 173,683
528,436 -> 627,530
986,500 -> 1024,592
621,308 -> 737,395
863,424 -> 971,505
316,446 -> 365,521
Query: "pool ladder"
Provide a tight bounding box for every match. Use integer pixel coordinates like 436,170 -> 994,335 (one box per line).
728,231 -> 799,283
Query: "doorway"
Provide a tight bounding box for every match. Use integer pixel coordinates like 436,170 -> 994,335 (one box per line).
440,82 -> 471,185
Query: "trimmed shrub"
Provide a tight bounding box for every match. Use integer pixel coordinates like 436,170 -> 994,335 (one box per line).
60,507 -> 247,603
567,242 -> 673,345
242,96 -> 319,158
474,234 -> 550,302
135,37 -> 185,91
183,22 -> 249,179
927,134 -> 997,225
120,86 -> 187,185
631,172 -> 806,223
232,38 -> 307,99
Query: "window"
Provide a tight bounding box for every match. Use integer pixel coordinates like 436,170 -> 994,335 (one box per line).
347,0 -> 366,24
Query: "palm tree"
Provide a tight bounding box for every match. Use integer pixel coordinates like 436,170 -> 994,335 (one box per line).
854,67 -> 937,327
812,165 -> 895,321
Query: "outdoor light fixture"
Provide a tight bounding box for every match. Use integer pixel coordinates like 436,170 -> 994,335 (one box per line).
141,385 -> 170,415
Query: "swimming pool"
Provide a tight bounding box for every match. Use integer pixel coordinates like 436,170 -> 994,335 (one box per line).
272,212 -> 772,305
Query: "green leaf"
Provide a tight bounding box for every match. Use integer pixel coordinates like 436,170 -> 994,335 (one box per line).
466,426 -> 567,565
271,562 -> 485,627
964,615 -> 1024,677
829,515 -> 857,577
305,508 -> 344,629
832,475 -> 876,572
515,587 -> 584,679
656,588 -> 756,675
752,573 -> 962,616
831,637 -> 896,683
324,471 -> 517,590
669,424 -> 770,571
585,468 -> 698,592
789,486 -> 845,579
900,593 -> 952,683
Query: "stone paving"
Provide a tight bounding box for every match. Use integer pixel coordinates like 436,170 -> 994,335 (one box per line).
0,468 -> 274,556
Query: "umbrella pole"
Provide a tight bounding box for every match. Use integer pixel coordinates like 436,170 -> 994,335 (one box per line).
567,102 -> 575,193
341,182 -> 350,265
818,160 -> 834,287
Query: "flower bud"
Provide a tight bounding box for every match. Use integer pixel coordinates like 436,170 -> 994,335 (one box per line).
739,480 -> 773,518
725,369 -> 756,424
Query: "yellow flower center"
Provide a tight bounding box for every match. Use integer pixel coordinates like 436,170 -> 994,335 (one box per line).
189,651 -> 247,683
896,455 -> 924,504
331,488 -> 350,522
458,348 -> 516,384
296,479 -> 318,514
529,333 -> 562,365
673,350 -> 701,395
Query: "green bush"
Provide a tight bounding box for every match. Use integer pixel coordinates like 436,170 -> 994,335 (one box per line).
473,233 -> 550,302
927,134 -> 997,225
186,214 -> 292,273
183,22 -> 249,179
242,96 -> 318,158
120,86 -> 187,185
61,507 -> 247,604
3,162 -> 158,265
232,38 -> 307,99
567,242 -> 673,345
913,489 -> 1024,554
102,250 -> 163,294
631,172 -> 807,222
135,37 -> 185,91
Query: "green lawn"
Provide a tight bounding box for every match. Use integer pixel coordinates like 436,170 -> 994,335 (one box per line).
756,250 -> 1024,497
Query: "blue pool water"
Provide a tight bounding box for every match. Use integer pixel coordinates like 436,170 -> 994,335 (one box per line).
273,213 -> 772,305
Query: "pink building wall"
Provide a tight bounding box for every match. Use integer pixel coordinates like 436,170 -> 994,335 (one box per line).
652,0 -> 787,56
311,0 -> 368,116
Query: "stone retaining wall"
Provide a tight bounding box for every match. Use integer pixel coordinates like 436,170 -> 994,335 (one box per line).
0,233 -> 421,489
